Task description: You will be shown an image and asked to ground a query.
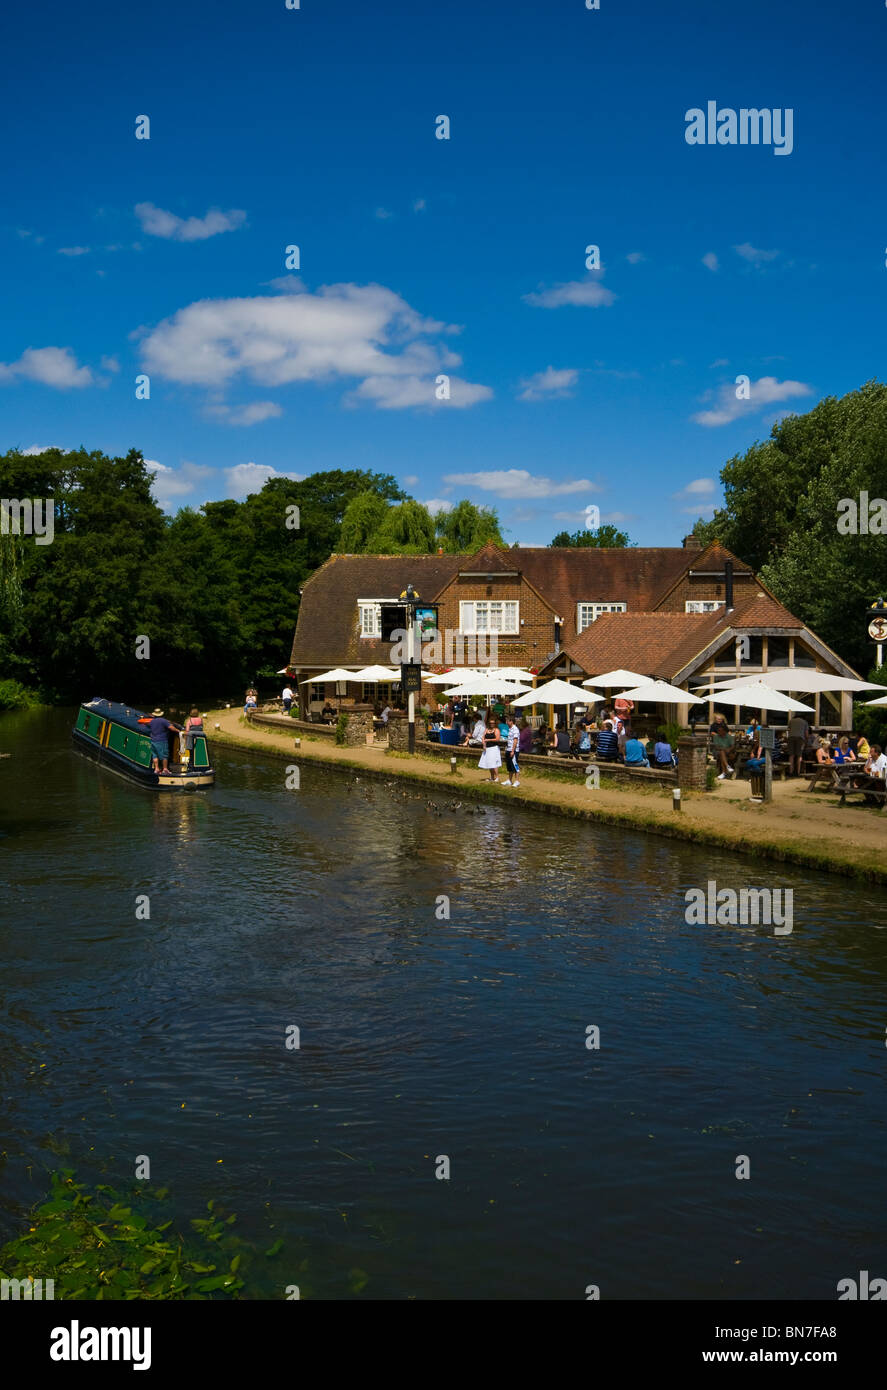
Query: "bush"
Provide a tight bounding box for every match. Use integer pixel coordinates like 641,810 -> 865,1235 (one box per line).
705,766 -> 718,791
335,711 -> 349,745
0,678 -> 38,711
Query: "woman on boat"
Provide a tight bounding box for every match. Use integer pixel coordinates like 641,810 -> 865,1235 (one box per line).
183,708 -> 204,754
478,715 -> 503,783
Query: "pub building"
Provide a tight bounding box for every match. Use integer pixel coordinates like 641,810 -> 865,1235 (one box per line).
288,537 -> 862,729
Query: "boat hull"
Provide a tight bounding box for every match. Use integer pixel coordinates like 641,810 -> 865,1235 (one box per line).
72,700 -> 216,792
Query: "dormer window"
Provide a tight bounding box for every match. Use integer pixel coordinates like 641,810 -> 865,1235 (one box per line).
685,600 -> 725,614
577,602 -> 626,633
358,601 -> 382,637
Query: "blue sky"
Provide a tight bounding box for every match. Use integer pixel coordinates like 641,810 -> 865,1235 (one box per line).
2,0 -> 885,545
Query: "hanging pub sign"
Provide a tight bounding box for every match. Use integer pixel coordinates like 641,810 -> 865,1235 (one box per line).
401,661 -> 423,694
866,597 -> 887,645
380,603 -> 408,643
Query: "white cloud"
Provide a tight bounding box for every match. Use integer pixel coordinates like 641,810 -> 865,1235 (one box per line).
681,502 -> 718,516
347,374 -> 492,409
422,498 -> 451,513
709,357 -> 729,367
58,245 -> 91,256
403,475 -> 419,486
101,355 -> 121,373
733,242 -> 779,266
442,469 -> 595,500
136,282 -> 484,414
523,277 -> 616,309
224,462 -> 304,498
374,207 -> 393,220
625,252 -> 646,264
702,252 -> 719,272
207,400 -> 284,426
672,478 -> 716,500
692,376 -> 813,427
147,460 -> 213,508
517,366 -> 579,401
22,443 -> 64,455
412,198 -> 426,212
0,346 -> 94,389
134,202 -> 247,242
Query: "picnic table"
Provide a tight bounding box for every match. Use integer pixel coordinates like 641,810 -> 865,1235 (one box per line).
830,765 -> 887,811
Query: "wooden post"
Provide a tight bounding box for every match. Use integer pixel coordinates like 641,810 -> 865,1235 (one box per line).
764,747 -> 773,803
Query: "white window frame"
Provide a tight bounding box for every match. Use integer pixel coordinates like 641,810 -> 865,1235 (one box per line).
358,600 -> 382,637
576,601 -> 627,633
685,600 -> 726,614
459,599 -> 519,634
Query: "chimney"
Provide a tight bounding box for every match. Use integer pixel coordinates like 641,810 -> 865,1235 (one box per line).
682,534 -> 703,550
725,559 -> 734,611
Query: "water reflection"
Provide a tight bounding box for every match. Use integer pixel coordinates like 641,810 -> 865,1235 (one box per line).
1,709 -> 886,1299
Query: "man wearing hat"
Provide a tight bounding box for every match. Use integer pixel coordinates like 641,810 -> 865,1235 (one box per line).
148,707 -> 178,774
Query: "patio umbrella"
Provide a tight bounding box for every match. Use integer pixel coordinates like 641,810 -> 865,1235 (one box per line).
512,677 -> 602,733
426,668 -> 481,684
353,665 -> 400,681
299,668 -> 357,684
864,692 -> 887,706
583,668 -> 647,689
490,667 -> 537,682
710,681 -> 814,713
695,671 -> 881,694
615,680 -> 705,704
442,677 -> 530,698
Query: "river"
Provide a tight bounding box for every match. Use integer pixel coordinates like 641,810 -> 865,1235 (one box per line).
1,707 -> 885,1299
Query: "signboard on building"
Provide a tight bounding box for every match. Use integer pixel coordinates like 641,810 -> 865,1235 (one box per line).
401,662 -> 423,694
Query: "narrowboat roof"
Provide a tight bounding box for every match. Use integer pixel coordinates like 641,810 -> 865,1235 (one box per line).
81,697 -> 153,734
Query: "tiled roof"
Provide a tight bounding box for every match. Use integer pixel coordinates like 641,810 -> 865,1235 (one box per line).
552,591 -> 810,683
555,611 -> 716,680
290,552 -> 462,667
516,548 -> 691,637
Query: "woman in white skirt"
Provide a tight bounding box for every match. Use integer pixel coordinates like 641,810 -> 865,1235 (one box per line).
478,716 -> 503,782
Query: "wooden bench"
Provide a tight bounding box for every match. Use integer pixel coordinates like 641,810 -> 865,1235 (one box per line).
831,767 -> 887,811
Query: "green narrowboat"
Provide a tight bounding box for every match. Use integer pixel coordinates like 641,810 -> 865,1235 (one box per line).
72,698 -> 215,791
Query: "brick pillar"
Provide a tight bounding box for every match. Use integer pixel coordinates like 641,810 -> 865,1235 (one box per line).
386,713 -> 411,750
677,734 -> 708,790
343,711 -> 372,746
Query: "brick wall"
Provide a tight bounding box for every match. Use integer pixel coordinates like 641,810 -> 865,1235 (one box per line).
432,574 -> 558,670
656,572 -> 758,613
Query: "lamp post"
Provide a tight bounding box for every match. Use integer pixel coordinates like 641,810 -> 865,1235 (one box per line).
866,597 -> 887,670
405,582 -> 418,754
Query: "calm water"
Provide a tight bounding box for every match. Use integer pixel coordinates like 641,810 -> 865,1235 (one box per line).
1,707 -> 885,1300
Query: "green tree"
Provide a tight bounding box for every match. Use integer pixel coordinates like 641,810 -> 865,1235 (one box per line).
549,523 -> 633,547
690,381 -> 887,672
365,499 -> 437,553
435,499 -> 503,552
338,491 -> 391,552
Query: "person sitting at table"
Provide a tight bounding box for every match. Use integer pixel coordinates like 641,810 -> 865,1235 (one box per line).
575,714 -> 594,756
746,717 -> 761,740
710,718 -> 735,779
653,732 -> 675,768
864,743 -> 887,778
465,713 -> 487,747
548,725 -> 574,757
518,719 -> 535,755
596,719 -> 620,762
833,736 -> 856,764
321,700 -> 337,724
855,733 -> 871,760
812,736 -> 834,766
623,733 -> 649,767
745,737 -> 766,776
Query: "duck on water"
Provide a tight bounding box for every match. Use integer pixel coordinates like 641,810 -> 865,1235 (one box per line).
72,699 -> 215,791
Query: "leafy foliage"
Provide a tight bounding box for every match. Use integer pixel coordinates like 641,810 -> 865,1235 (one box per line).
0,1172 -> 253,1300
689,381 -> 887,672
549,524 -> 633,547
